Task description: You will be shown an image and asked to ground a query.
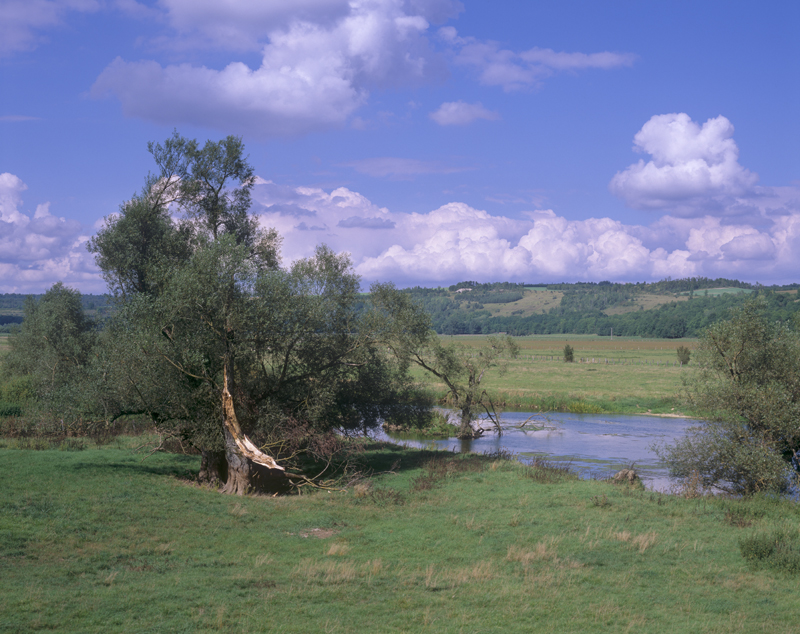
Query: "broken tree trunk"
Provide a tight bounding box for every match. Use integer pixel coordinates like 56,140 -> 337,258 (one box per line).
219,360 -> 291,495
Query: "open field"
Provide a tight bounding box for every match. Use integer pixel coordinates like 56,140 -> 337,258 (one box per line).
416,335 -> 697,415
481,289 -> 564,317
2,441 -> 799,633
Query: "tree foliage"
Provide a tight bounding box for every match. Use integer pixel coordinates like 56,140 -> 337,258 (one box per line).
4,283 -> 98,422
659,299 -> 800,495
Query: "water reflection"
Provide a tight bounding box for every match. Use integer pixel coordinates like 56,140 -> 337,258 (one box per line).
378,412 -> 698,492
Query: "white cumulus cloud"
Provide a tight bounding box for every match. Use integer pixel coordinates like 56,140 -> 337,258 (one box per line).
429,100 -> 499,125
92,0 -> 449,137
610,113 -> 759,216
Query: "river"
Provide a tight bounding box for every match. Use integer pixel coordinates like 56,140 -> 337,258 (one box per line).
379,412 -> 698,492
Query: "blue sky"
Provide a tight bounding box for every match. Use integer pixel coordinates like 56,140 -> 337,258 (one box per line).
2,0 -> 799,293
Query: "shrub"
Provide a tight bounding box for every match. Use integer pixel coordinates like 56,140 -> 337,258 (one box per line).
676,345 -> 691,365
563,344 -> 574,363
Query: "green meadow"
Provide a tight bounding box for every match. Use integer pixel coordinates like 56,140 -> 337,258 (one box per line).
2,440 -> 799,633
416,335 -> 697,415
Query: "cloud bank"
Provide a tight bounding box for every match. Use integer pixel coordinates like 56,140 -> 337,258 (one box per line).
251,186 -> 800,289
4,113 -> 798,293
0,173 -> 101,293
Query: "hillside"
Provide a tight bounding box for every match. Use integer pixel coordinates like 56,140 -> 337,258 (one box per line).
402,278 -> 799,338
2,278 -> 798,339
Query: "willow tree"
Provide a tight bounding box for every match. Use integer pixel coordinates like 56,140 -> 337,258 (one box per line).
89,133 -> 424,494
371,284 -> 519,438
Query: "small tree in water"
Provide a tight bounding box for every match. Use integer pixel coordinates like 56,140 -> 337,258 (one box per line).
372,285 -> 519,439
563,344 -> 574,363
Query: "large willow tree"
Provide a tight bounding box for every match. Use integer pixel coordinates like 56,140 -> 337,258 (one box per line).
87,133 -> 426,494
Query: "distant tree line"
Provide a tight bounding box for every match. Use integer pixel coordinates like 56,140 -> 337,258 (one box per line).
403,287 -> 800,338
0,293 -> 112,332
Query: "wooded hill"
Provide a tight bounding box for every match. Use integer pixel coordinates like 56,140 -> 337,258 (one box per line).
3,277 -> 799,338
398,277 -> 800,338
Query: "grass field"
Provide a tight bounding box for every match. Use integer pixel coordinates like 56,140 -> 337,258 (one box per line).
2,440 -> 799,633
417,335 -> 697,415
0,334 -> 9,355
481,289 -> 564,317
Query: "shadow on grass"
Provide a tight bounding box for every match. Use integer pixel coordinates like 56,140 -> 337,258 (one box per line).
352,440 -> 510,476
60,454 -> 199,478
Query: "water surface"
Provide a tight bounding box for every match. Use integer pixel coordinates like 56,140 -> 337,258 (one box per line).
379,412 -> 698,492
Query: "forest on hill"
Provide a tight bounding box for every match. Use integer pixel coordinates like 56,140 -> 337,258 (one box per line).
399,277 -> 800,338
2,277 -> 799,338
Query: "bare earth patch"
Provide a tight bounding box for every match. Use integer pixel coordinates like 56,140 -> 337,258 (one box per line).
299,528 -> 338,539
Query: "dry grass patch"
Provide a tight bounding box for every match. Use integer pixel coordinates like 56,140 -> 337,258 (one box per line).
326,542 -> 350,556
422,560 -> 496,590
506,536 -> 583,570
611,529 -> 657,553
293,559 -> 359,584
507,540 -> 559,565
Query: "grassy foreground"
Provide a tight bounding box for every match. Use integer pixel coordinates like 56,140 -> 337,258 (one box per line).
2,440 -> 799,633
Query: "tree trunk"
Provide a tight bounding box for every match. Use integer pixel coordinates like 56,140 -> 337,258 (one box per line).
458,404 -> 474,439
198,450 -> 227,486
220,427 -> 292,495
218,358 -> 291,495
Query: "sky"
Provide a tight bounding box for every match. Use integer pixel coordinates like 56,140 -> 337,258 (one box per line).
1,0 -> 799,294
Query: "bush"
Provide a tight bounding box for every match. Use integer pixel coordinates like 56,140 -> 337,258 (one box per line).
563,344 -> 574,363
676,345 -> 691,365
659,299 -> 800,495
